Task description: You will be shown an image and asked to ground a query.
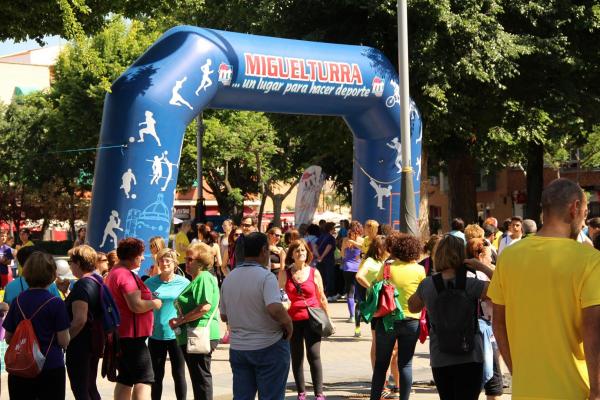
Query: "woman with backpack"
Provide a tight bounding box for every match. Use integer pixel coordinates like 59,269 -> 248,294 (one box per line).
2,251 -> 71,399
105,238 -> 163,400
144,248 -> 190,400
408,234 -> 493,400
369,232 -> 425,400
65,245 -> 104,400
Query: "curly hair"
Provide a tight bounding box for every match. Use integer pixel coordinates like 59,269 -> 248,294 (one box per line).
116,237 -> 145,261
464,224 -> 484,242
386,232 -> 421,262
285,239 -> 314,266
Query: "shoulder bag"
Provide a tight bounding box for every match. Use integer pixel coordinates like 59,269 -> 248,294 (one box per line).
373,262 -> 397,318
187,277 -> 219,354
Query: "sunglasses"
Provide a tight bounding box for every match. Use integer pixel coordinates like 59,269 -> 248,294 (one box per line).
271,233 -> 282,238
233,233 -> 241,237
99,258 -> 108,262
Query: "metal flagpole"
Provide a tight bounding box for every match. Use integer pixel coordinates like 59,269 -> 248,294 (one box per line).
398,0 -> 418,235
195,113 -> 206,223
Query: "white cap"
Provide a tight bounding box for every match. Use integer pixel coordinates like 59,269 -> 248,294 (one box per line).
55,259 -> 75,280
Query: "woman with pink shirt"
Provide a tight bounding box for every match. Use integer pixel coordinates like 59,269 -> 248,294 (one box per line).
105,238 -> 162,400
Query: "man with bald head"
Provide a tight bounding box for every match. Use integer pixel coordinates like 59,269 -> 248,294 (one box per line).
488,178 -> 600,399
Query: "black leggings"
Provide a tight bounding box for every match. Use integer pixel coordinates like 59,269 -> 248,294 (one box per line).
181,340 -> 219,400
66,332 -> 101,400
148,338 -> 187,400
432,362 -> 483,400
291,319 -> 323,395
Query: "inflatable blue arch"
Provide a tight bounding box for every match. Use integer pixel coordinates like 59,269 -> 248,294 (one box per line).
87,26 -> 422,272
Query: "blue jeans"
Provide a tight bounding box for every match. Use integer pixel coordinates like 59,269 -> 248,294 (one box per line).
230,339 -> 290,400
370,319 -> 420,400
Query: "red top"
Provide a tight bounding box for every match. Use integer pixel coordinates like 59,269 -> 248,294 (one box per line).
285,267 -> 320,321
106,265 -> 154,338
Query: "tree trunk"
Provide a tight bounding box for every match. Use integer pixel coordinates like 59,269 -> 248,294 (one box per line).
257,191 -> 267,231
268,180 -> 297,228
447,153 -> 478,225
525,141 -> 544,226
271,194 -> 284,228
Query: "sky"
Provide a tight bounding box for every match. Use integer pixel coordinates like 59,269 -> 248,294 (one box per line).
0,35 -> 63,56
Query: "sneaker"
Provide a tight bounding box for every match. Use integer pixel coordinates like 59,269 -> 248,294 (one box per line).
354,327 -> 361,337
315,395 -> 326,400
380,387 -> 393,399
347,316 -> 355,323
327,294 -> 339,303
297,392 -> 306,400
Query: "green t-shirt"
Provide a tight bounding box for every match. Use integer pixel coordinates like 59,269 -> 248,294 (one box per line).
145,274 -> 190,340
175,271 -> 221,346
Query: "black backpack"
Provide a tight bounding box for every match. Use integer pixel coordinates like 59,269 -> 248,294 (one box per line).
431,268 -> 478,354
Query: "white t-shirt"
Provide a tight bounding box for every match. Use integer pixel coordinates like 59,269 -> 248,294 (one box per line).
497,234 -> 521,255
220,261 -> 283,351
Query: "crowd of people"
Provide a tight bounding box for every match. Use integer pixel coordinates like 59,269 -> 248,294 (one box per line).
0,178 -> 599,399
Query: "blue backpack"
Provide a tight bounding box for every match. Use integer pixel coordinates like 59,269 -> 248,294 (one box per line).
85,274 -> 121,332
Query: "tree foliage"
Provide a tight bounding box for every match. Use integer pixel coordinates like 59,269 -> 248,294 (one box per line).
0,0 -> 173,43
178,111 -> 278,219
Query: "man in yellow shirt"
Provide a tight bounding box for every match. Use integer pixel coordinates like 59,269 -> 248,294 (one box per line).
488,178 -> 600,399
175,220 -> 191,269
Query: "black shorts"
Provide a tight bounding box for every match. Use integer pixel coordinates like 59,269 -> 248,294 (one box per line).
117,337 -> 154,386
484,344 -> 504,395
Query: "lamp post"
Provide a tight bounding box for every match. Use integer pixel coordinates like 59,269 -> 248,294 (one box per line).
398,0 -> 418,235
195,113 -> 205,223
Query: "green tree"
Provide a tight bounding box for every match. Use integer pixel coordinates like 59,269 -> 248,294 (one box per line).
0,0 -> 172,43
168,0 -> 527,224
0,94 -> 51,232
178,111 -> 278,220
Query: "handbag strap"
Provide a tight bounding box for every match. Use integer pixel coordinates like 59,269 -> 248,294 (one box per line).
205,279 -> 220,326
287,268 -> 310,308
383,261 -> 392,281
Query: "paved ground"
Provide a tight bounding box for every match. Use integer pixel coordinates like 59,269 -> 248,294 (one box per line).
1,302 -> 512,399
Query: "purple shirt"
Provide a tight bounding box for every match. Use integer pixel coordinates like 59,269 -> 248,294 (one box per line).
317,233 -> 336,265
342,246 -> 361,272
0,244 -> 13,274
3,289 -> 70,370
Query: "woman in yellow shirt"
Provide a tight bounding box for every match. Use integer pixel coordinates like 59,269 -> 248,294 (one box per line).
370,232 -> 425,400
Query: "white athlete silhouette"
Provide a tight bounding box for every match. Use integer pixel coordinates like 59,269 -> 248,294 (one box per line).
161,151 -> 175,192
138,111 -> 161,146
369,179 -> 392,210
386,80 -> 400,108
100,210 -> 123,249
169,77 -> 193,110
416,156 -> 422,182
195,59 -> 214,94
150,154 -> 165,185
120,168 -> 137,198
386,137 -> 403,173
